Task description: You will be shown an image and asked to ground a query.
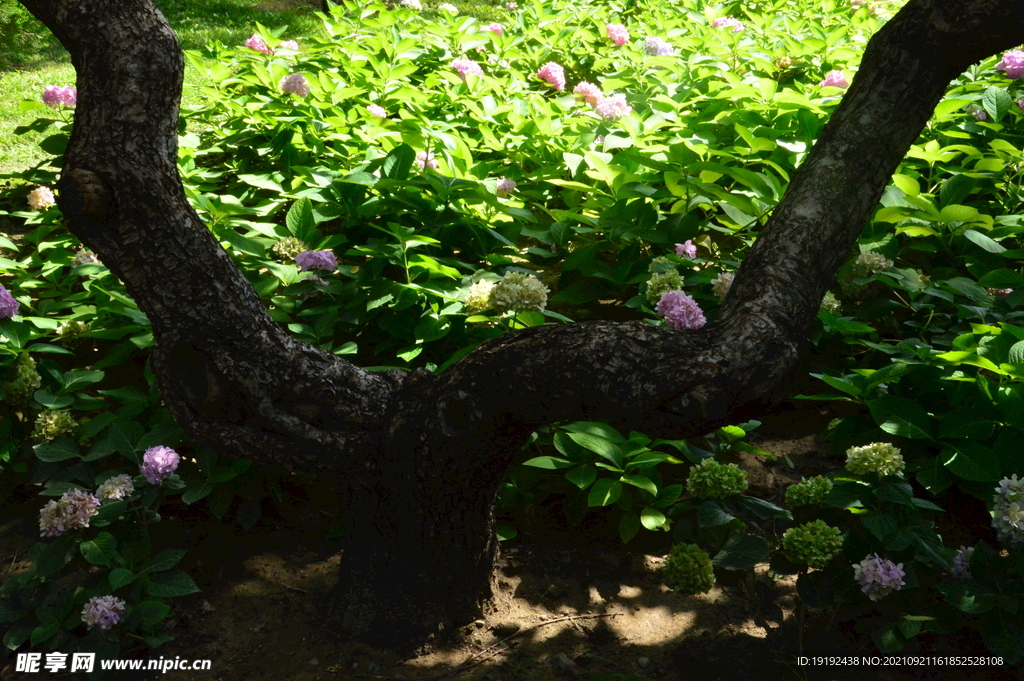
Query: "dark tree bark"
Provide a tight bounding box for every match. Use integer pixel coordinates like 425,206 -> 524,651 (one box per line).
17,0 -> 1024,652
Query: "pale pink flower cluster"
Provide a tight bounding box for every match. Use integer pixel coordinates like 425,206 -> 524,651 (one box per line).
416,151 -> 438,170
27,186 -> 55,210
711,16 -> 745,32
675,240 -> 696,258
606,23 -> 629,46
482,23 -> 504,36
401,0 -> 423,8
451,58 -> 484,81
366,103 -> 387,118
279,40 -> 299,51
819,70 -> 848,88
38,489 -> 100,537
537,62 -> 566,90
82,596 -> 126,631
711,272 -> 734,301
996,50 -> 1024,79
281,73 -> 310,97
573,81 -> 602,106
42,85 -> 77,108
245,34 -> 272,54
656,290 -> 706,330
593,93 -> 631,121
496,178 -> 517,197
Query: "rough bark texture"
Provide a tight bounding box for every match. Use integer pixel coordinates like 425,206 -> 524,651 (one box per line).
18,0 -> 1024,652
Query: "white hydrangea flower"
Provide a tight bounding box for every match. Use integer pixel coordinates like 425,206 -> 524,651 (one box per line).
711,272 -> 734,301
854,252 -> 893,276
96,474 -> 135,503
489,271 -> 548,313
992,475 -> 1024,547
845,442 -> 904,477
820,291 -> 841,313
465,279 -> 495,312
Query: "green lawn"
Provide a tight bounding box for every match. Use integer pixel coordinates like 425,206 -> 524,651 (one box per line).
0,0 -> 325,174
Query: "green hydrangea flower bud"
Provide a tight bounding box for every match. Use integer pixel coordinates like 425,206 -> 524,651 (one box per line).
271,237 -> 311,261
782,520 -> 843,568
32,409 -> 77,443
56,320 -> 91,348
646,270 -> 683,305
662,543 -> 714,595
785,476 -> 833,507
845,442 -> 904,478
819,291 -> 841,314
489,271 -> 548,313
2,352 -> 41,404
686,458 -> 748,500
464,279 -> 495,312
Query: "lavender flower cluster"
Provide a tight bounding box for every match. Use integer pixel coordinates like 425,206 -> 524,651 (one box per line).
853,554 -> 905,601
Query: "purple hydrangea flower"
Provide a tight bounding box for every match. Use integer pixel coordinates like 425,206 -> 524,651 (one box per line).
415,151 -> 437,170
645,37 -> 674,56
996,50 -> 1024,79
82,596 -> 126,631
0,285 -> 20,319
294,249 -> 338,272
496,177 -> 517,197
948,545 -> 974,580
675,240 -> 697,258
853,554 -> 905,601
451,58 -> 484,81
140,446 -> 180,485
656,290 -> 706,330
281,74 -> 310,97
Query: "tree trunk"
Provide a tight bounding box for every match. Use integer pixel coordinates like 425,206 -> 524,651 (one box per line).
18,0 -> 1024,653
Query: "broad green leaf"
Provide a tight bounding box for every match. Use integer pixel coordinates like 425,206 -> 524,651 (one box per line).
982,85 -> 1012,122
108,568 -> 138,591
587,479 -> 622,507
943,442 -> 1001,482
639,507 -> 667,531
866,396 -> 933,439
712,534 -> 771,570
144,570 -> 201,598
619,511 -> 640,543
522,456 -> 574,470
564,464 -> 597,489
621,474 -> 657,496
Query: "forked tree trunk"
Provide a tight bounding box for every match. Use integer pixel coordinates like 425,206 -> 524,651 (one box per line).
18,0 -> 1024,653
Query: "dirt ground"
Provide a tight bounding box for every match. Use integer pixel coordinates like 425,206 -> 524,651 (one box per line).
0,401 -> 1020,681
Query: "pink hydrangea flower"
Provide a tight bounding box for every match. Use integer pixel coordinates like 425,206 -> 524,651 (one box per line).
656,290 -> 706,330
245,34 -> 272,54
140,446 -> 180,485
82,596 -> 126,631
27,186 -> 55,210
573,81 -> 602,107
537,62 -> 566,90
483,23 -> 504,36
675,240 -> 696,258
38,489 -> 100,537
366,103 -> 387,118
819,70 -> 848,88
593,93 -> 631,121
0,285 -> 19,320
996,50 -> 1024,79
295,250 -> 337,272
416,151 -> 438,170
281,73 -> 310,97
278,39 -> 299,51
606,23 -> 629,46
42,85 -> 76,108
451,57 -> 484,81
711,16 -> 745,32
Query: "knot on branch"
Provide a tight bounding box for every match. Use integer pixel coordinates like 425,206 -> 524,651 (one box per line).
57,169 -> 115,220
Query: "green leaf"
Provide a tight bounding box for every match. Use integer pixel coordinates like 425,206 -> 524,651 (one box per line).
61,370 -> 105,392
108,568 -> 138,591
697,500 -> 734,527
4,624 -> 33,650
619,511 -> 640,543
522,456 -> 575,470
30,622 -> 59,647
982,85 -> 1012,122
33,438 -> 80,462
713,534 -> 771,570
35,539 -> 71,578
144,570 -> 200,598
141,549 -> 186,573
735,495 -> 792,520
866,396 -> 933,439
496,521 -> 517,541
32,390 -> 74,409
621,474 -> 657,496
135,600 -> 171,628
382,144 -> 415,181
862,514 -> 897,540
80,532 -> 117,567
564,464 -> 597,489
286,197 -> 316,243
587,479 -> 622,507
964,229 -> 1006,254
639,506 -> 667,531
182,482 -> 214,504
943,442 -> 1001,482
567,432 -> 623,469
